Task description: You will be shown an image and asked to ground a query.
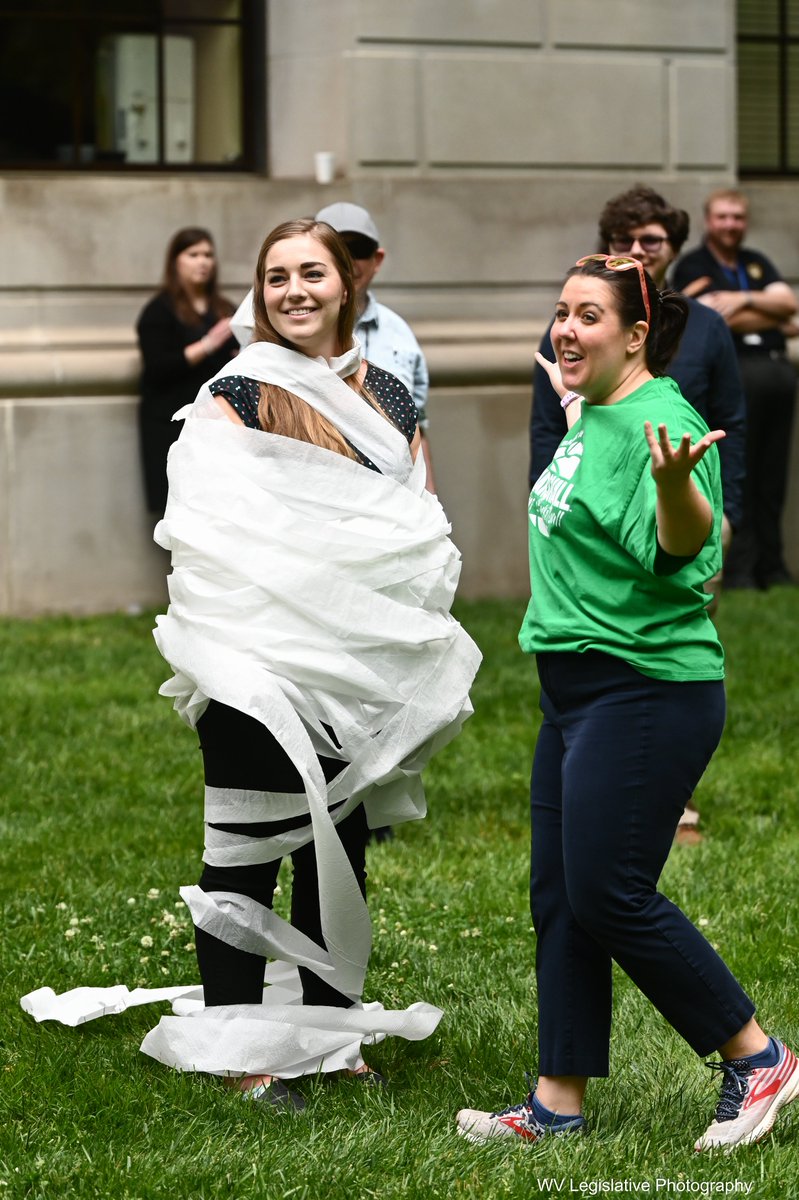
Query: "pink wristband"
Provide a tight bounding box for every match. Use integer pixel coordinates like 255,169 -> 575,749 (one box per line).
560,391 -> 582,410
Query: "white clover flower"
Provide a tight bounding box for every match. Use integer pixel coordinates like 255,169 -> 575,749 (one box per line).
64,928 -> 77,940
698,917 -> 709,927
139,956 -> 150,964
505,916 -> 515,923
127,898 -> 136,906
399,929 -> 408,937
428,944 -> 438,952
101,963 -> 109,973
390,961 -> 399,969
55,902 -> 68,912
184,942 -> 195,952
174,899 -> 185,908
273,885 -> 282,896
160,910 -> 177,926
146,888 -> 160,900
79,917 -> 93,925
160,966 -> 169,975
69,917 -> 80,927
160,950 -> 170,957
140,935 -> 154,948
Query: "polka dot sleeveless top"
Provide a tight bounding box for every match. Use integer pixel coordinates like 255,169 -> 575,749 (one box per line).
209,363 -> 416,473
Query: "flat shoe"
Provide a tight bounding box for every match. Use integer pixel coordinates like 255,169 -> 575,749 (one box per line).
241,1079 -> 305,1111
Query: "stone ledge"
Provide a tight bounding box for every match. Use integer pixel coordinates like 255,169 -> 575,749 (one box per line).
0,321 -> 544,397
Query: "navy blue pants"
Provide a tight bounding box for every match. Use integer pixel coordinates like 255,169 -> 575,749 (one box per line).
531,652 -> 754,1078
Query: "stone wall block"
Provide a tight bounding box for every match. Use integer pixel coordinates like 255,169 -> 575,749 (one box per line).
351,52 -> 420,164
424,54 -> 666,167
355,0 -> 543,44
549,0 -> 729,51
672,60 -> 732,168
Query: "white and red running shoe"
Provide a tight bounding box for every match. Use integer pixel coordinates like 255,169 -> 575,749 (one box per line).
456,1090 -> 587,1144
696,1039 -> 799,1151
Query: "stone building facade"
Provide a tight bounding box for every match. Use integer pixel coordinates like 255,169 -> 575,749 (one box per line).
1,0 -> 797,613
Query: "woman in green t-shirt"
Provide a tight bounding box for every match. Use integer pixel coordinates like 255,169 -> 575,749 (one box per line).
457,255 -> 798,1152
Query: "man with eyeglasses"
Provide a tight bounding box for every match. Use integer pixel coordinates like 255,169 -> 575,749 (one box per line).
673,189 -> 797,590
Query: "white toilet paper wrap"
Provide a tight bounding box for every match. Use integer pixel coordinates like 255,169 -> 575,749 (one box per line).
22,343 -> 479,1077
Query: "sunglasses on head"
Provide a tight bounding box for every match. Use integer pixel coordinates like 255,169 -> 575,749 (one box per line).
575,254 -> 651,326
342,235 -> 379,260
608,234 -> 667,254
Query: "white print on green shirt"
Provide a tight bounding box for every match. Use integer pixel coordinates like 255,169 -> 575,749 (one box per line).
529,432 -> 583,536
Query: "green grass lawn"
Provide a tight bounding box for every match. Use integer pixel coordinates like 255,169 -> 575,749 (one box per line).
1,592 -> 797,1199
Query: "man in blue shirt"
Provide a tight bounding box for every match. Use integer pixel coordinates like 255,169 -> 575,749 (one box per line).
315,202 -> 435,492
673,189 -> 797,589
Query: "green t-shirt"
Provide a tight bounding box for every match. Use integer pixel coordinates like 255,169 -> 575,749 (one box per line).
519,376 -> 724,681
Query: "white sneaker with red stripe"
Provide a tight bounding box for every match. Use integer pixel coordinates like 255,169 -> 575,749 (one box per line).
456,1088 -> 587,1144
695,1039 -> 799,1151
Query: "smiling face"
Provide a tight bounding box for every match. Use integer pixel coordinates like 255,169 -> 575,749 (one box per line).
174,239 -> 216,291
705,197 -> 748,257
263,233 -> 347,359
551,275 -> 648,404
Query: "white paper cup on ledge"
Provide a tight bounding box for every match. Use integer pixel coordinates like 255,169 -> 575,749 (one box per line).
314,151 -> 335,184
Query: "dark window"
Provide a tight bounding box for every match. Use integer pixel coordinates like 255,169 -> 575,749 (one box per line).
0,1 -> 262,170
738,0 -> 799,175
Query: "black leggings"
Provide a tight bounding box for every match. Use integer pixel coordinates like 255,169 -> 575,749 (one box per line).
195,700 -> 368,1008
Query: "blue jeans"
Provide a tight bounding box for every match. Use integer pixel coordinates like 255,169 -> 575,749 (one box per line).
531,651 -> 754,1078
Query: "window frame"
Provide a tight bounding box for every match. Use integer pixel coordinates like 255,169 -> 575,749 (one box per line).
0,0 -> 263,172
738,0 -> 799,177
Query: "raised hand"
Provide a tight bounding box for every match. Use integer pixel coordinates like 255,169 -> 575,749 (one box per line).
534,350 -> 566,399
644,421 -> 725,487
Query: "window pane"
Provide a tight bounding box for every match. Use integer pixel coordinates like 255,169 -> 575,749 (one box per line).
788,44 -> 799,167
0,18 -> 76,162
788,0 -> 799,36
737,0 -> 780,36
172,22 -> 243,164
95,33 -> 160,163
7,1 -> 159,11
0,5 -> 248,168
164,0 -> 242,18
738,43 -> 781,170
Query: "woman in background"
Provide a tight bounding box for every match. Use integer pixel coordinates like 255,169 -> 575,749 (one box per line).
136,227 -> 237,514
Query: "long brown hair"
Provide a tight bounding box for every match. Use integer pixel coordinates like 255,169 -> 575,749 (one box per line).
251,219 -> 384,459
161,226 -> 234,327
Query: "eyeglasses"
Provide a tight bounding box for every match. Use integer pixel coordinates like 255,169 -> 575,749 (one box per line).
575,254 -> 651,326
608,234 -> 667,254
342,235 -> 379,260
